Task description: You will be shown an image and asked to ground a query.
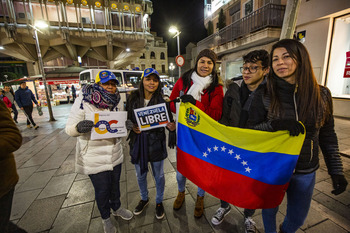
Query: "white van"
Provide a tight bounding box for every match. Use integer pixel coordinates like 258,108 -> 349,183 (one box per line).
79,69 -> 143,110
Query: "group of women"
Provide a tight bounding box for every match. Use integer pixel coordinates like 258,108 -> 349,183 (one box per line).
65,39 -> 347,233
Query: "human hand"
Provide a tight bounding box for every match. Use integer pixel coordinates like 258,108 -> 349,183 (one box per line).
76,120 -> 94,133
20,107 -> 24,110
132,125 -> 141,134
270,119 -> 304,136
125,119 -> 134,130
331,174 -> 348,195
167,122 -> 176,131
180,95 -> 196,105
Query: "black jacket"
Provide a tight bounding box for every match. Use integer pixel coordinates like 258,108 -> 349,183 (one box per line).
255,77 -> 344,175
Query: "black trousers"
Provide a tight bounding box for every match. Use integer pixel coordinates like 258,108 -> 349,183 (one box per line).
0,188 -> 14,233
22,105 -> 36,126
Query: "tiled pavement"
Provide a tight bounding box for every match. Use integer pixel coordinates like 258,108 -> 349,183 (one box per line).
10,104 -> 350,233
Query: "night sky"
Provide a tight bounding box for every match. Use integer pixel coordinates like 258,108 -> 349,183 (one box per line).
150,0 -> 207,57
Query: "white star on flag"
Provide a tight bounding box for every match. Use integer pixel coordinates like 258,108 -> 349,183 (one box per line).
203,152 -> 208,157
221,146 -> 226,152
207,148 -> 212,153
235,154 -> 241,160
213,146 -> 218,151
228,149 -> 234,155
241,161 -> 248,166
245,167 -> 252,173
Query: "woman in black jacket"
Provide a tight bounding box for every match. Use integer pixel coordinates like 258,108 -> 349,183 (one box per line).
257,39 -> 348,233
126,68 -> 175,220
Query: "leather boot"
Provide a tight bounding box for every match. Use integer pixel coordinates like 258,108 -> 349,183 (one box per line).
194,195 -> 204,218
173,191 -> 185,210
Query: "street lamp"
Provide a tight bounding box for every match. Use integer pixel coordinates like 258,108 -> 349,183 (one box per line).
32,20 -> 56,121
169,26 -> 181,77
169,63 -> 175,82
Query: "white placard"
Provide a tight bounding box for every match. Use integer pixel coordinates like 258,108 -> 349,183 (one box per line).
88,111 -> 127,140
134,103 -> 170,131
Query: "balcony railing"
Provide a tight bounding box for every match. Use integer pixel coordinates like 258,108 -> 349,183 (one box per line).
198,4 -> 285,51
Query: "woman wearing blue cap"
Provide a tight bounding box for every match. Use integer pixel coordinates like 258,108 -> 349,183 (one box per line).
65,70 -> 133,233
126,68 -> 176,220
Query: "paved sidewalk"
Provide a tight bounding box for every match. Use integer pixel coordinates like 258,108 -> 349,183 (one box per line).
10,104 -> 350,233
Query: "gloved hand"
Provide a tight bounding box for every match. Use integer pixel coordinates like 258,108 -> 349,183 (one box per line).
270,119 -> 305,136
180,95 -> 196,105
331,174 -> 348,195
76,120 -> 94,133
125,119 -> 134,130
168,130 -> 177,149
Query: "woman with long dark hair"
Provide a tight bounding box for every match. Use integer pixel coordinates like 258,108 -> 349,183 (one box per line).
257,39 -> 348,233
169,49 -> 224,218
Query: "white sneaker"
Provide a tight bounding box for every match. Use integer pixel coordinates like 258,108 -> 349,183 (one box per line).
102,218 -> 116,233
244,216 -> 257,233
112,207 -> 133,220
211,205 -> 231,225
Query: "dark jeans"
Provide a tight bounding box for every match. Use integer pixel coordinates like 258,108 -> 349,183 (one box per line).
220,200 -> 255,217
11,104 -> 18,122
22,105 -> 36,126
89,164 -> 122,220
0,188 -> 15,233
72,94 -> 76,103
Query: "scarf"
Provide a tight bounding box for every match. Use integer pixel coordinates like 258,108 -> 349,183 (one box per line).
80,84 -> 120,111
186,71 -> 212,101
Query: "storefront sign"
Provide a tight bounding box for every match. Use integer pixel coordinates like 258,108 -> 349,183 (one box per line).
39,80 -> 79,85
134,103 -> 170,131
344,51 -> 350,78
89,111 -> 127,140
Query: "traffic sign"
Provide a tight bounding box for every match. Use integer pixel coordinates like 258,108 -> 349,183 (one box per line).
175,55 -> 185,67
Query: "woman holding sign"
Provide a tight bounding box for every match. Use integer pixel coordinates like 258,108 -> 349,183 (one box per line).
65,70 -> 133,233
169,49 -> 224,218
126,68 -> 176,220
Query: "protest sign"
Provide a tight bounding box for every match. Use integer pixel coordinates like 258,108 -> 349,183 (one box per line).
88,111 -> 127,140
134,103 -> 170,131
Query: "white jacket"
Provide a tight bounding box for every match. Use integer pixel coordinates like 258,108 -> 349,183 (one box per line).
65,95 -> 124,175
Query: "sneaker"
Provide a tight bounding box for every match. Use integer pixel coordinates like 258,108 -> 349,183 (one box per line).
14,119 -> 18,123
244,216 -> 257,233
133,199 -> 149,215
27,125 -> 32,128
194,195 -> 204,218
112,207 -> 133,220
211,205 -> 231,225
102,218 -> 116,233
173,191 -> 185,210
34,125 -> 39,130
155,202 -> 165,219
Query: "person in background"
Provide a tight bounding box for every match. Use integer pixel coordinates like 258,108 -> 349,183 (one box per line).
0,101 -> 26,233
126,68 -> 176,220
65,70 -> 133,233
255,39 -> 348,233
169,48 -> 224,218
65,86 -> 70,104
212,50 -> 270,232
4,86 -> 18,123
15,82 -> 40,129
71,85 -> 77,103
0,90 -> 12,110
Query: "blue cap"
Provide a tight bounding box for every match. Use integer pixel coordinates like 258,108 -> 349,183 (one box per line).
142,68 -> 160,79
95,70 -> 119,85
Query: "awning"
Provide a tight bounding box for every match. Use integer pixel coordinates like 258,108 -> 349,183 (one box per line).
39,77 -> 79,85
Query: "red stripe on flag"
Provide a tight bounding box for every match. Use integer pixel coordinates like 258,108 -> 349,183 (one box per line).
177,148 -> 288,209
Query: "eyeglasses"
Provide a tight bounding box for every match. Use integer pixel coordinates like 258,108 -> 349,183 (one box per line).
240,66 -> 262,74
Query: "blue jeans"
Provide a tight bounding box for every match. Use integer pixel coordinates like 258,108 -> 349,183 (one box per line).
135,160 -> 165,204
11,104 -> 18,122
89,164 -> 122,220
262,172 -> 316,233
176,170 -> 205,197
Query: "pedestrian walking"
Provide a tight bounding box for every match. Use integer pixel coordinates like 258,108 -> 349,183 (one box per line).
71,85 -> 77,103
169,49 -> 224,218
126,68 -> 176,220
65,70 -> 133,233
65,86 -> 70,103
212,50 -> 270,232
14,81 -> 40,129
4,86 -> 18,123
254,39 -> 348,233
0,89 -> 12,110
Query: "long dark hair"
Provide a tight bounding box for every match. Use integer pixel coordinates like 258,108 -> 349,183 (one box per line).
181,61 -> 222,95
268,39 -> 326,125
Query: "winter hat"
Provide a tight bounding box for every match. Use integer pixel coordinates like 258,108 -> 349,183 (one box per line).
196,49 -> 218,64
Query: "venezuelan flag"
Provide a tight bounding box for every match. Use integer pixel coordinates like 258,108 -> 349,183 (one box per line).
177,103 -> 306,209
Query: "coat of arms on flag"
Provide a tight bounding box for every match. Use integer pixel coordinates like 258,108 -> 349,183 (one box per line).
176,103 -> 306,209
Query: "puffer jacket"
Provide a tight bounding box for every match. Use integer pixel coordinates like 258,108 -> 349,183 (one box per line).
255,77 -> 344,175
65,95 -> 123,175
15,86 -> 38,108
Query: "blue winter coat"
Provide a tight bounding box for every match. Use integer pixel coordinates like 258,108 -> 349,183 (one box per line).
15,87 -> 38,108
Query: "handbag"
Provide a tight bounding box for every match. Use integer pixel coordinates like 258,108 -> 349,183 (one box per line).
37,105 -> 43,116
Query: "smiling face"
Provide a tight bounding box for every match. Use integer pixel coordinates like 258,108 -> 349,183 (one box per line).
100,80 -> 117,93
242,61 -> 269,91
196,56 -> 214,77
272,47 -> 297,84
143,74 -> 159,97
